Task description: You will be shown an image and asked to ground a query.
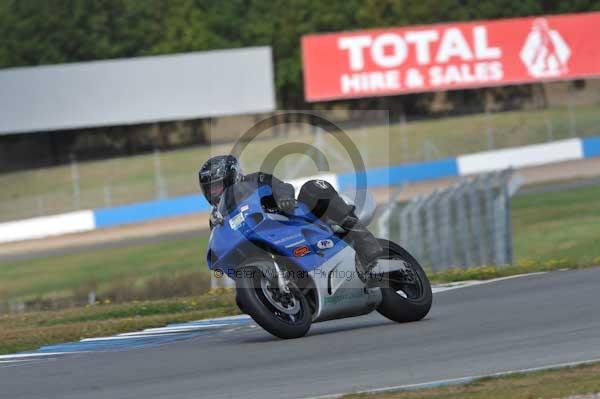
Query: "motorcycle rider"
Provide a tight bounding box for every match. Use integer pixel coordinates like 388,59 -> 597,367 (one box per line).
199,155 -> 383,274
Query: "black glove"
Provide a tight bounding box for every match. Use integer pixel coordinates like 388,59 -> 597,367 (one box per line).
209,208 -> 224,229
277,198 -> 296,214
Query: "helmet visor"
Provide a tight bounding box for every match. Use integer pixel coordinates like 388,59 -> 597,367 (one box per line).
208,180 -> 225,204
209,180 -> 224,196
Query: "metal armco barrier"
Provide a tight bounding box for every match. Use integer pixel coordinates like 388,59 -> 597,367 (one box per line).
378,169 -> 522,270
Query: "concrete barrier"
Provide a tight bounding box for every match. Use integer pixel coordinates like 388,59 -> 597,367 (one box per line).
457,138 -> 583,175
0,210 -> 95,243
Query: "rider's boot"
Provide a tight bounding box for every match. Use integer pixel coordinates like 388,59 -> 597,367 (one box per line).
340,214 -> 384,278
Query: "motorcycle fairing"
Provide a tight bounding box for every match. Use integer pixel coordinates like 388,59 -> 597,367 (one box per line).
207,185 -> 349,278
308,245 -> 382,322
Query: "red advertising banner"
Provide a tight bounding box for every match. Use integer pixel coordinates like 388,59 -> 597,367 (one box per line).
302,12 -> 600,101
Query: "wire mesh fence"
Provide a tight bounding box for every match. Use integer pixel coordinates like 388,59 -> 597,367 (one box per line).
0,97 -> 598,223
376,170 -> 523,270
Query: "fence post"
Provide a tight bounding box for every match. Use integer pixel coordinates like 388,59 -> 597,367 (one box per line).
468,177 -> 486,266
484,173 -> 498,265
454,183 -> 473,268
376,185 -> 405,239
485,109 -> 495,150
361,126 -> 369,168
493,186 -> 507,265
423,190 -> 439,269
446,187 -> 459,267
399,197 -> 418,245
103,185 -> 112,207
410,196 -> 426,261
495,171 -> 513,266
425,191 -> 440,270
504,171 -> 523,266
399,204 -> 409,244
568,84 -> 576,137
544,115 -> 554,142
400,112 -> 408,163
153,149 -> 168,199
37,195 -> 45,216
315,127 -> 328,172
70,154 -> 81,209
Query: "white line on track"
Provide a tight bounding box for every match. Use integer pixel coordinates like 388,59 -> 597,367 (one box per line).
0,352 -> 72,360
0,352 -> 74,365
77,324 -> 232,342
431,272 -> 547,293
136,323 -> 230,334
79,334 -> 180,342
0,360 -> 37,364
306,357 -> 600,399
194,315 -> 251,323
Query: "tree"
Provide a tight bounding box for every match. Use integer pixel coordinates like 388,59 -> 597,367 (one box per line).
1,0 -> 599,110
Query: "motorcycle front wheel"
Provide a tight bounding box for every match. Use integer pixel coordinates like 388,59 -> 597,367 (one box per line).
375,239 -> 433,323
235,259 -> 312,339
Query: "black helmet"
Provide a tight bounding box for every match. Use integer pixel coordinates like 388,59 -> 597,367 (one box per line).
199,155 -> 242,205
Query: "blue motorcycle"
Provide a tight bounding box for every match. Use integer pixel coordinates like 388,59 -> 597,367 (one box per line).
207,183 -> 432,339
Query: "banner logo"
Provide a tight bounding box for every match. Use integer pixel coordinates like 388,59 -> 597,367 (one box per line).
520,18 -> 571,78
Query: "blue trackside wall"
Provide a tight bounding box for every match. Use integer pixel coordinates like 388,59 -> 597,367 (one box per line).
337,158 -> 459,191
582,136 -> 600,158
94,194 -> 211,228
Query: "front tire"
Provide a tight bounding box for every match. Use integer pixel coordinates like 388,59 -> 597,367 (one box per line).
235,260 -> 312,339
376,239 -> 432,323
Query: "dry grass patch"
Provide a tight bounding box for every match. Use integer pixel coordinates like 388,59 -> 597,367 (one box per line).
344,362 -> 600,399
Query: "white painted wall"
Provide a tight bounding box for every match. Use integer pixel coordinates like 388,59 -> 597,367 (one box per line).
0,210 -> 95,243
457,138 -> 583,175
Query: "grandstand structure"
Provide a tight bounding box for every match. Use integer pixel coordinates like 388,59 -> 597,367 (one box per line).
0,47 -> 275,171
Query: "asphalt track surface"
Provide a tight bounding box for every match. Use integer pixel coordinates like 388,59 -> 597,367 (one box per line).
2,267 -> 600,399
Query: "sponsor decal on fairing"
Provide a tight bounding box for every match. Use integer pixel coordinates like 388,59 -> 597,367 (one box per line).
228,212 -> 245,230
316,239 -> 334,250
293,245 -> 311,257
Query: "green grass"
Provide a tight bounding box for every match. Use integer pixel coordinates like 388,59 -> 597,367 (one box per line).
2,104 -> 600,221
343,362 -> 600,399
511,183 -> 600,263
0,293 -> 239,355
0,236 -> 210,308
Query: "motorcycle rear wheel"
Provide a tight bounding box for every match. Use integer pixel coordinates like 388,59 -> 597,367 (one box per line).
235,259 -> 312,339
375,239 -> 432,323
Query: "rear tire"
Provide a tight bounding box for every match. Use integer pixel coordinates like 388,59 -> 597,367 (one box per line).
376,239 -> 432,323
235,260 -> 312,339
